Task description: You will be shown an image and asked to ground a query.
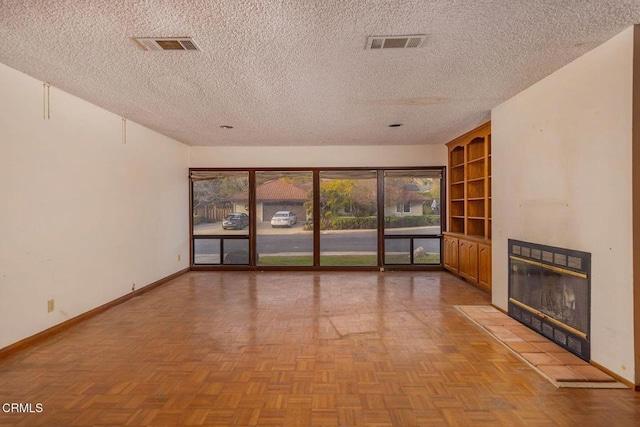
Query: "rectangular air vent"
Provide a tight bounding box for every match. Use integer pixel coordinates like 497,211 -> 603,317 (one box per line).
366,35 -> 426,50
134,37 -> 201,51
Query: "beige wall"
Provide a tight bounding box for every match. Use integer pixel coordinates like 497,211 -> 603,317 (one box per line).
0,63 -> 190,349
189,145 -> 447,169
0,60 -> 446,351
492,26 -> 636,381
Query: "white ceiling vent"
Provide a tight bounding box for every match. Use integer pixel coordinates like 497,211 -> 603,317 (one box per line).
134,37 -> 201,51
366,35 -> 426,50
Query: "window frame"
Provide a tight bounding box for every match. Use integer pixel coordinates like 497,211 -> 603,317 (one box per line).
189,166 -> 445,271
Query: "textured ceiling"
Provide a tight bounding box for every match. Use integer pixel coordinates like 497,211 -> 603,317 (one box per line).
0,1 -> 638,147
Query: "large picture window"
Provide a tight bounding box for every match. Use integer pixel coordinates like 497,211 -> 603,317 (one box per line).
319,170 -> 378,266
383,170 -> 442,265
191,171 -> 250,265
190,167 -> 443,269
256,171 -> 313,266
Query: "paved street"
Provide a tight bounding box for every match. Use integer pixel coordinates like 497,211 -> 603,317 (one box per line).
193,222 -> 441,256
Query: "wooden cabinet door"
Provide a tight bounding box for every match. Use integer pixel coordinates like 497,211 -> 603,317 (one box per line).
458,240 -> 469,279
443,237 -> 451,270
458,239 -> 478,284
443,236 -> 458,273
478,243 -> 491,292
466,241 -> 478,283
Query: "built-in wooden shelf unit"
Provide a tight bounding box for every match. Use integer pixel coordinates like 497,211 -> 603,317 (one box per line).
443,122 -> 491,292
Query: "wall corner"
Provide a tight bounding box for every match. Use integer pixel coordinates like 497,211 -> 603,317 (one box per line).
632,24 -> 640,387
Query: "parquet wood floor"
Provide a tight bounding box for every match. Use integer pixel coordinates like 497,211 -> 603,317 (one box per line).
1,271 -> 640,426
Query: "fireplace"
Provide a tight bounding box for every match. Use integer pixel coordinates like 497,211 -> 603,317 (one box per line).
508,239 -> 591,360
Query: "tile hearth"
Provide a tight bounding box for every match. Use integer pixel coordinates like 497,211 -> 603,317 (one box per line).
457,305 -> 627,389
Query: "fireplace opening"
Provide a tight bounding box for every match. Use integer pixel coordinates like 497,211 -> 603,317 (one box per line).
508,239 -> 591,360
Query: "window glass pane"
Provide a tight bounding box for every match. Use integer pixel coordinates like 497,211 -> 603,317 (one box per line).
256,171 -> 313,266
320,170 -> 377,266
384,237 -> 441,265
414,237 -> 441,265
223,239 -> 249,265
192,171 -> 250,236
194,238 -> 220,264
383,170 -> 441,235
385,238 -> 411,264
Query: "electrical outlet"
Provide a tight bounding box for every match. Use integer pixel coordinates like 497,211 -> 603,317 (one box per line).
47,299 -> 54,313
132,283 -> 136,291
178,254 -> 181,261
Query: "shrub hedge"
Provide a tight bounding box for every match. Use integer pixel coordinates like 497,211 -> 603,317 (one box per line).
306,215 -> 440,230
385,215 -> 440,228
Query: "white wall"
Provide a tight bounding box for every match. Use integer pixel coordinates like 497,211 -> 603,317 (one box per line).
492,26 -> 636,381
0,63 -> 190,349
189,144 -> 447,168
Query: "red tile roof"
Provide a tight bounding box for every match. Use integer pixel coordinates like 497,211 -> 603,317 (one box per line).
230,179 -> 310,201
257,180 -> 309,201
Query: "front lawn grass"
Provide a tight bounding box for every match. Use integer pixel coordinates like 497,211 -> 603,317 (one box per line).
257,253 -> 440,266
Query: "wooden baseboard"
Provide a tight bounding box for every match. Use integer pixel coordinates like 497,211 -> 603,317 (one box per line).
0,268 -> 189,359
491,303 -> 507,314
589,360 -> 636,390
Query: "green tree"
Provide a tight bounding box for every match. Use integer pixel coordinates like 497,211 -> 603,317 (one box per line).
320,179 -> 354,218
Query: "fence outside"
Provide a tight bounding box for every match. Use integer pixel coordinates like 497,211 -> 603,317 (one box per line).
194,205 -> 232,223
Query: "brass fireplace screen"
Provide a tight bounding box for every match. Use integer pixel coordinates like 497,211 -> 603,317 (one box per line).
508,239 -> 591,360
